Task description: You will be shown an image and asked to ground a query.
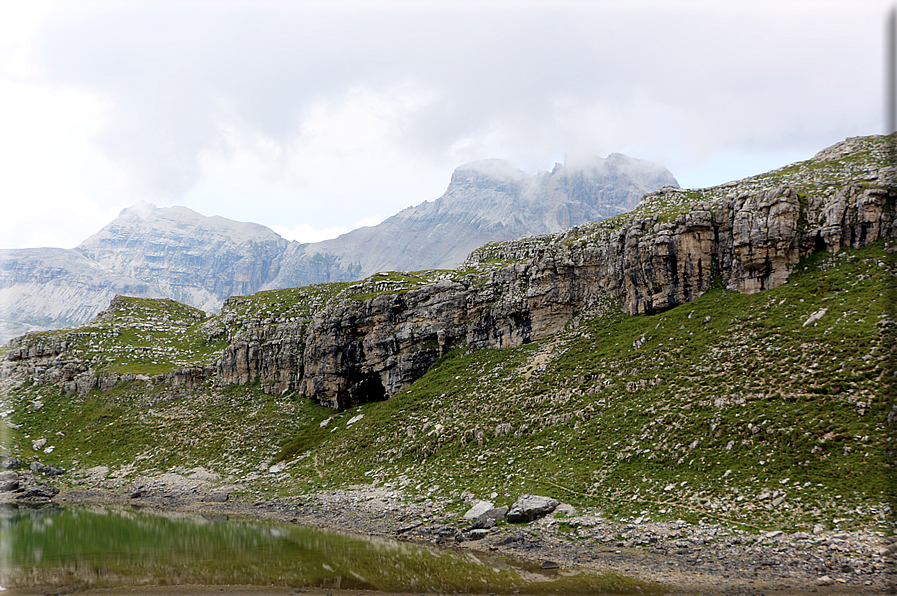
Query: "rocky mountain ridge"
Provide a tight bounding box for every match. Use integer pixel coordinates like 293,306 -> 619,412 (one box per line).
0,153 -> 675,343
286,153 -> 677,278
294,135 -> 893,408
3,134 -> 893,411
0,134 -> 893,547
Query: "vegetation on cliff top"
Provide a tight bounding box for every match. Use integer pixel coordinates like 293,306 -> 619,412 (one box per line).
4,240 -> 893,534
2,133 -> 893,535
18,296 -> 221,376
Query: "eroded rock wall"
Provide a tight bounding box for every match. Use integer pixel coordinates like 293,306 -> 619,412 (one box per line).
216,322 -> 306,396
296,181 -> 894,409
4,136 -> 895,411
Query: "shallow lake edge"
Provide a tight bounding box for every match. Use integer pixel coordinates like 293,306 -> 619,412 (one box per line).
1,485 -> 884,596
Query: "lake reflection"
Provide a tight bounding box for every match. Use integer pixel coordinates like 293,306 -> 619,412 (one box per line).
0,503 -> 661,595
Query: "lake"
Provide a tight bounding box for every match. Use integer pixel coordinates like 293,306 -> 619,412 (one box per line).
0,503 -> 663,595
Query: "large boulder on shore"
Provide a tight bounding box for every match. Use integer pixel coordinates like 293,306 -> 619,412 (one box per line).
0,471 -> 19,492
462,501 -> 494,519
471,506 -> 510,530
16,484 -> 59,501
507,495 -> 559,522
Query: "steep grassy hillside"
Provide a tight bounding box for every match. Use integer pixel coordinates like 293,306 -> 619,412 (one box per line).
274,242 -> 895,532
3,240 -> 893,534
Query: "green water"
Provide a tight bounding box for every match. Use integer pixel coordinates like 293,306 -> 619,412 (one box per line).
0,503 -> 662,594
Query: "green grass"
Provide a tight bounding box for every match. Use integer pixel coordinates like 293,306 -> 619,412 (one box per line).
6,381 -> 327,475
269,242 -> 895,531
2,132 -> 894,539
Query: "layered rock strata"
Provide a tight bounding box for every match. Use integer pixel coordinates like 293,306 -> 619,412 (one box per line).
296,177 -> 893,408
3,135 -> 895,411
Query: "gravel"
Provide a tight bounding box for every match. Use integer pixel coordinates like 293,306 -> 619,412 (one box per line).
25,478 -> 891,596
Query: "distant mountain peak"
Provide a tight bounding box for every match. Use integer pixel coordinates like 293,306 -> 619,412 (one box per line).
119,200 -> 157,219
2,150 -> 678,342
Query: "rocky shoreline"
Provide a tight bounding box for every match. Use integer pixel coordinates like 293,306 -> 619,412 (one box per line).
3,470 -> 887,596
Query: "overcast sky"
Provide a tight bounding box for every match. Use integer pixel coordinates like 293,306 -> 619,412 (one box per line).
1,0 -> 893,249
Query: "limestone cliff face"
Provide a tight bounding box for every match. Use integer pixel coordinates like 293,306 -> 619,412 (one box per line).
215,321 -> 306,396
3,135 -> 894,411
299,279 -> 477,409
2,154 -> 674,340
99,137 -> 892,411
293,136 -> 895,409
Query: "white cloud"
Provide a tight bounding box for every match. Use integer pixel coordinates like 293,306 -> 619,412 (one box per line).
0,0 -> 53,78
0,77 -> 130,249
270,215 -> 383,243
180,83 -> 446,232
269,223 -> 348,244
0,0 -> 891,249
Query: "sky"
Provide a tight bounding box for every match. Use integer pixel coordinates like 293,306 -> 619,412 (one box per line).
0,0 -> 893,249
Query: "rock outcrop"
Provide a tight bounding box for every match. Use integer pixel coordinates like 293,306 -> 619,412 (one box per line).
216,321 -> 306,396
2,135 -> 894,412
1,154 -> 675,342
292,135 -> 895,408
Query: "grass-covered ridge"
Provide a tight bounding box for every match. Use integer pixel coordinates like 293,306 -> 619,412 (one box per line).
4,241 -> 892,534
15,296 -> 221,376
209,281 -> 352,341
269,242 -> 894,532
466,132 -> 896,264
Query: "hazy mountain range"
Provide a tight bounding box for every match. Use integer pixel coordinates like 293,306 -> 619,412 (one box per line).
0,153 -> 677,342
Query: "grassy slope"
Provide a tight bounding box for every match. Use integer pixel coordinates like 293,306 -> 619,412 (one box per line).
5,241 -> 893,534
18,296 -> 223,376
274,242 -> 895,532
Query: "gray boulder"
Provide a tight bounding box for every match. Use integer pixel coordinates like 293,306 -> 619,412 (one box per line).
507,495 -> 559,522
471,506 -> 510,529
2,457 -> 23,470
16,484 -> 59,501
0,471 -> 19,492
29,462 -> 65,477
462,500 -> 494,519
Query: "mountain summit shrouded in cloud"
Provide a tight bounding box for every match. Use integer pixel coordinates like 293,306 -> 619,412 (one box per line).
0,2 -> 886,251
0,152 -> 676,342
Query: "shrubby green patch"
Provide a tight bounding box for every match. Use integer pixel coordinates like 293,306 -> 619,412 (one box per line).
2,241 -> 893,533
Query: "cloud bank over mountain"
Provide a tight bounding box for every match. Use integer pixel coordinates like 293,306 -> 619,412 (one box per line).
0,152 -> 676,342
0,1 -> 888,250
